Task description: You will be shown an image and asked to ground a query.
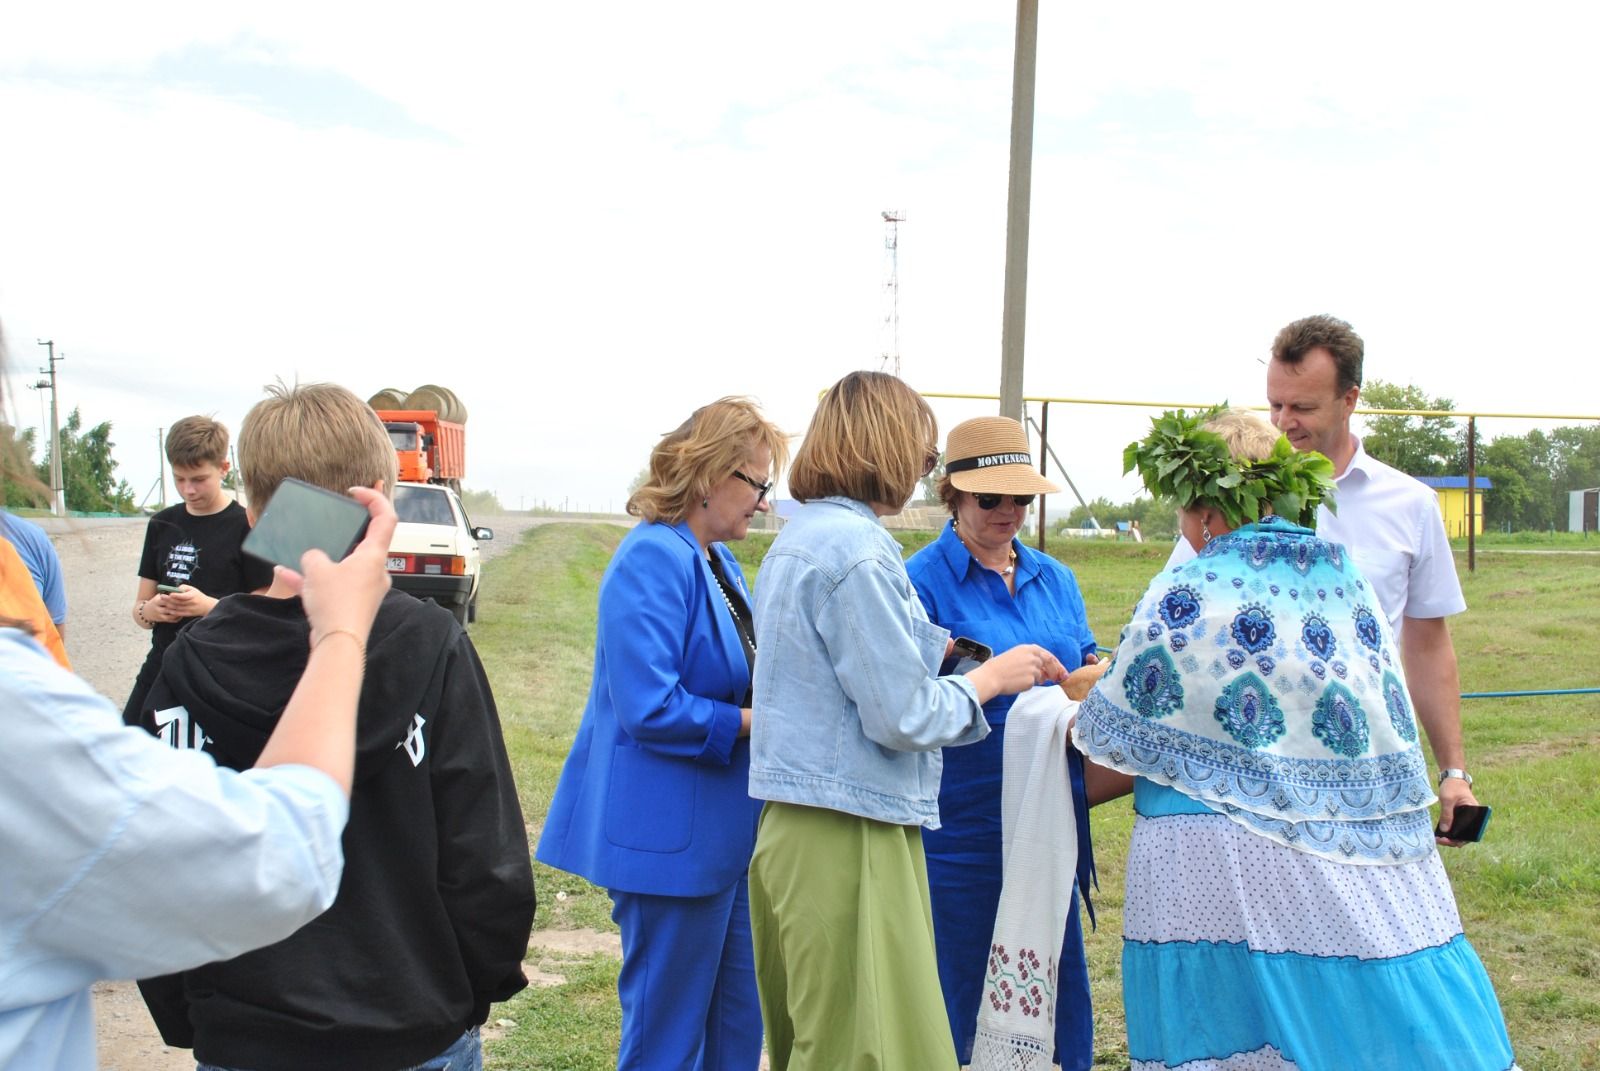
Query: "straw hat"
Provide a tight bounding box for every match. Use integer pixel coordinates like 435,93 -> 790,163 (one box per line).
943,416 -> 1060,494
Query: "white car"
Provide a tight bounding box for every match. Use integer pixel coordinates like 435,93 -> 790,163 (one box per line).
387,482 -> 492,626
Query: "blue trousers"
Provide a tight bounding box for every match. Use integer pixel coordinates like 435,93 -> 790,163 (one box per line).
609,878 -> 762,1071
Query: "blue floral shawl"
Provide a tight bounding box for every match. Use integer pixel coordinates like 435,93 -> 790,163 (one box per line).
1073,516 -> 1438,864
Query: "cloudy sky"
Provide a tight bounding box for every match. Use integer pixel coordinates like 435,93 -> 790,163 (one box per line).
3,2 -> 1598,513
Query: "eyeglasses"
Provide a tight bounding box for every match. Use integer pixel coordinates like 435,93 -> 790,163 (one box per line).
733,470 -> 773,504
922,449 -> 940,477
974,493 -> 1035,510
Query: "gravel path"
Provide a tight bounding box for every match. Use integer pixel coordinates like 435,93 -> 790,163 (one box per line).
46,512 -> 548,1070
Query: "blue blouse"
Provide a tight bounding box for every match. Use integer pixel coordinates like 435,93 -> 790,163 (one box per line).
906,522 -> 1096,723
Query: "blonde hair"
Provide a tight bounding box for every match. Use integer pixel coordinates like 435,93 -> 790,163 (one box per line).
627,397 -> 790,524
1203,407 -> 1281,462
239,382 -> 398,513
165,416 -> 230,468
788,371 -> 936,507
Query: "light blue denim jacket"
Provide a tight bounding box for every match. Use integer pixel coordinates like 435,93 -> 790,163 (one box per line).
749,497 -> 988,827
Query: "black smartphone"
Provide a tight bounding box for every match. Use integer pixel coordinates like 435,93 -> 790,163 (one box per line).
243,478 -> 371,572
939,636 -> 993,676
1435,804 -> 1492,843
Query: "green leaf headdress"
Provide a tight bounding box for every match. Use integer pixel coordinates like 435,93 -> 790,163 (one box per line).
1122,405 -> 1337,529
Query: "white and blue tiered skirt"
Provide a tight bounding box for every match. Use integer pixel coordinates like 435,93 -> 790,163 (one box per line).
1123,782 -> 1517,1071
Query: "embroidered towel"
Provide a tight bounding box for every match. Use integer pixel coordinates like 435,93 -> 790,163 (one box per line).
970,684 -> 1079,1071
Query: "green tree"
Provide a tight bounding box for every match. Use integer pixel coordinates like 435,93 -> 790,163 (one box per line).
1476,432 -> 1554,531
39,408 -> 136,513
1054,495 -> 1177,539
1549,425 -> 1600,526
918,452 -> 945,504
1126,495 -> 1179,539
459,487 -> 503,517
1360,380 -> 1458,477
1061,496 -> 1116,530
1,423 -> 48,509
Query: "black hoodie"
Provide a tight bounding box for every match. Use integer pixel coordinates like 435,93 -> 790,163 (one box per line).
136,590 -> 535,1071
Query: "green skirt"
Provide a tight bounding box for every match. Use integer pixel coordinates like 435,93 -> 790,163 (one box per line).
749,801 -> 958,1071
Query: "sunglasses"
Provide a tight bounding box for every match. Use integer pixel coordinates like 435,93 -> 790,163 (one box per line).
733,470 -> 773,504
974,493 -> 1035,510
922,449 -> 940,478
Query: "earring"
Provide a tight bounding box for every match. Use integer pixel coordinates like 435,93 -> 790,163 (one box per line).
1201,520 -> 1213,544
702,498 -> 710,508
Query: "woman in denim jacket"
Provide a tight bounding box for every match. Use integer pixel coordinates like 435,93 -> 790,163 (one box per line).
748,371 -> 1066,1071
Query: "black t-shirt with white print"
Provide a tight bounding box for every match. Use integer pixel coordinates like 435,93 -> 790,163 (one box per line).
137,499 -> 273,651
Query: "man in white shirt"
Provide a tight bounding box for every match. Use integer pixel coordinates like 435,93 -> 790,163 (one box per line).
1168,314 -> 1480,845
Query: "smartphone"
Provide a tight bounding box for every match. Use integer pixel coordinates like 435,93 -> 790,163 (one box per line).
155,583 -> 184,594
939,636 -> 993,676
243,478 -> 371,572
1435,804 -> 1492,843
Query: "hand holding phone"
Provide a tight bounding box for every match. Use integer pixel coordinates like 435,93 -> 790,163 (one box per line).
162,585 -> 214,618
275,486 -> 398,638
1435,804 -> 1492,843
244,478 -> 373,572
940,636 -> 993,676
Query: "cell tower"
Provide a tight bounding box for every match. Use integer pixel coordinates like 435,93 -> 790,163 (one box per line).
880,209 -> 905,375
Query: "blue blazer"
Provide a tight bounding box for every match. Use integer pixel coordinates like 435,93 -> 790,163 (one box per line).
536,519 -> 761,897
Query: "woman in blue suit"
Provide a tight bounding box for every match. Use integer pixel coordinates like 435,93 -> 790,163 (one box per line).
538,397 -> 788,1071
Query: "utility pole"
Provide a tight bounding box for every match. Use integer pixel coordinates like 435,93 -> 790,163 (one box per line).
880,210 -> 905,376
158,428 -> 167,509
997,0 -> 1039,421
35,340 -> 66,517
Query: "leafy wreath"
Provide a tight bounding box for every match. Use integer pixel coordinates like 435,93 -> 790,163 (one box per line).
1122,406 -> 1337,529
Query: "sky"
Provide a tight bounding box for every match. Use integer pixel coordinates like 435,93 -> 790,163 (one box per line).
3,2 -> 1598,514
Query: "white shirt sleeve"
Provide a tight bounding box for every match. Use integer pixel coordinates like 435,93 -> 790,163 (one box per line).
1402,491 -> 1468,620
1,633 -> 349,995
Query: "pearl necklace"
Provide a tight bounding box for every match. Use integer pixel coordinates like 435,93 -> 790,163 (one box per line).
957,528 -> 1018,577
713,573 -> 757,654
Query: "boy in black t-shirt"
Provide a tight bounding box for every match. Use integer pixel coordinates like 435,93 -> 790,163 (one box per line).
123,417 -> 273,726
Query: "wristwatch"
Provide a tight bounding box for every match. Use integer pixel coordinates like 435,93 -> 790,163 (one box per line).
1437,768 -> 1473,787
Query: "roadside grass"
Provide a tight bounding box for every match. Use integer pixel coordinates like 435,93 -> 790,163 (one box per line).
477,523 -> 1600,1070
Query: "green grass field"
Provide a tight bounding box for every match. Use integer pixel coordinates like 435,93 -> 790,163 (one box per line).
476,524 -> 1600,1070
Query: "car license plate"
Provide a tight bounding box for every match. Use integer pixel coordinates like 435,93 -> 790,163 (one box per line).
386,556 -> 406,572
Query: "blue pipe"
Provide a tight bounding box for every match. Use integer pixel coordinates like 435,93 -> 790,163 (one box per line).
1460,688 -> 1600,699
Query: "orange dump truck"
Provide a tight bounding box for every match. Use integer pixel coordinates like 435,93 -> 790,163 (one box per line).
376,409 -> 466,487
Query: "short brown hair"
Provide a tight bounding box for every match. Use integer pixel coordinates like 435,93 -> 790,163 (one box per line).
627,397 -> 790,524
1271,314 -> 1364,395
1203,407 -> 1281,462
239,382 -> 397,514
165,416 -> 230,468
787,371 -> 936,507
934,474 -> 960,515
